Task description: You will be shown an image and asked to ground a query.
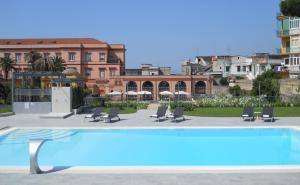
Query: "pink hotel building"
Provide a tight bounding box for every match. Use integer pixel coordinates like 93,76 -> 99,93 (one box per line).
0,38 -> 212,100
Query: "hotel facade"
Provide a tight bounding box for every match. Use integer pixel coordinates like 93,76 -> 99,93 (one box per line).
0,38 -> 213,100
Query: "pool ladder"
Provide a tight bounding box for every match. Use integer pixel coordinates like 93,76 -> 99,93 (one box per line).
29,139 -> 47,174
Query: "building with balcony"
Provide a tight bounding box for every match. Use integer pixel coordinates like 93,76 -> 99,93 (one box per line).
183,54 -> 282,81
181,56 -> 213,75
0,38 -> 126,94
277,12 -> 300,78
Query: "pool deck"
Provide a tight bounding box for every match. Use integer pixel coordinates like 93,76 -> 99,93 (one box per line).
1,110 -> 300,185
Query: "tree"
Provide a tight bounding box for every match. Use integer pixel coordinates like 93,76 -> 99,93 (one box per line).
229,85 -> 242,97
252,70 -> 280,101
219,77 -> 229,86
0,56 -> 16,80
33,56 -> 57,71
0,83 -> 11,104
280,0 -> 300,17
25,51 -> 42,71
51,56 -> 65,72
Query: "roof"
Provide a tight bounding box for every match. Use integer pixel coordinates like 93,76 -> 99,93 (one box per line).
0,38 -> 106,45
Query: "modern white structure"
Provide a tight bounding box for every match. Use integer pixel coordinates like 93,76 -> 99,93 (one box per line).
184,54 -> 282,80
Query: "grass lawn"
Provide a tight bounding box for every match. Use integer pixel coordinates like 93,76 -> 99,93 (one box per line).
0,105 -> 12,113
103,107 -> 137,114
185,107 -> 300,117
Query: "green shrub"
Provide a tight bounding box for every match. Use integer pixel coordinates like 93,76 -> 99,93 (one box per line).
72,86 -> 91,109
219,77 -> 229,86
170,101 -> 196,111
229,85 -> 242,97
0,83 -> 11,104
105,102 -> 149,110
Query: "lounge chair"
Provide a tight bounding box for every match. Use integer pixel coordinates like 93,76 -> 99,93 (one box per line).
261,107 -> 274,122
84,107 -> 103,121
150,106 -> 168,122
103,107 -> 120,123
168,107 -> 185,122
241,107 -> 254,121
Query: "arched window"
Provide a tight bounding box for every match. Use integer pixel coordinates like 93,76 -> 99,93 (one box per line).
127,81 -> 137,92
158,81 -> 170,92
142,81 -> 153,100
175,81 -> 186,92
142,81 -> 154,92
195,81 -> 206,95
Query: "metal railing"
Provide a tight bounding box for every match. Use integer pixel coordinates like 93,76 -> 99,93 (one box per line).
14,88 -> 51,102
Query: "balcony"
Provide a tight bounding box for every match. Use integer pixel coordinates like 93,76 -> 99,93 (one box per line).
290,47 -> 300,54
276,30 -> 290,37
290,28 -> 300,35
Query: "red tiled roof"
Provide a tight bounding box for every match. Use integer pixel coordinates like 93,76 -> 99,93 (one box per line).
0,38 -> 106,45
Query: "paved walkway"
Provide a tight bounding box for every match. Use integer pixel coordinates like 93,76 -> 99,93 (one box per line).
1,110 -> 300,185
1,109 -> 300,128
1,173 -> 300,185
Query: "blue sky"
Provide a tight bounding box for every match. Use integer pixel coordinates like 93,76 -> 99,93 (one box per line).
1,0 -> 280,72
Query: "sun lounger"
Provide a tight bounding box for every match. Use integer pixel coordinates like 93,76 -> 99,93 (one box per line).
84,107 -> 103,121
150,106 -> 168,122
103,107 -> 120,123
261,107 -> 274,122
168,107 -> 185,122
241,107 -> 254,121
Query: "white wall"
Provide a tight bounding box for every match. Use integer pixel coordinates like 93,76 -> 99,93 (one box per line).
51,87 -> 72,113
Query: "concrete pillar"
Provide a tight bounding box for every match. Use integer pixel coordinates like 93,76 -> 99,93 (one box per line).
153,80 -> 158,101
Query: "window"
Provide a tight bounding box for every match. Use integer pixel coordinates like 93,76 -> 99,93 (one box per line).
109,69 -> 116,76
242,66 -> 247,72
44,53 -> 50,57
85,52 -> 92,62
237,66 -> 241,72
4,53 -> 10,58
15,53 -> 21,63
68,52 -> 76,61
55,52 -> 62,57
99,53 -> 106,62
290,55 -> 300,66
85,68 -> 92,78
285,58 -> 290,65
99,68 -> 105,78
248,65 -> 252,72
261,66 -> 266,71
225,66 -> 230,72
290,17 -> 300,29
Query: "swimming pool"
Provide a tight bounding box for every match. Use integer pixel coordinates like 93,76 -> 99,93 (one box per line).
0,128 -> 300,167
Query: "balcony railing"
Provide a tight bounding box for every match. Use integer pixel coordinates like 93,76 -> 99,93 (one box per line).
277,30 -> 290,37
15,89 -> 51,96
14,88 -> 51,102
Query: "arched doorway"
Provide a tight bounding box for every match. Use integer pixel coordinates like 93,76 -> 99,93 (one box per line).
127,81 -> 137,91
175,81 -> 186,91
142,81 -> 153,100
158,81 -> 170,92
126,81 -> 137,100
195,81 -> 206,95
158,81 -> 170,101
175,81 -> 187,100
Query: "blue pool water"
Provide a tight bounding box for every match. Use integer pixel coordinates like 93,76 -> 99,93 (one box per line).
0,128 -> 300,166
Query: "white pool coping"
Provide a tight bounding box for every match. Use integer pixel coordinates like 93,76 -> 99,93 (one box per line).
1,126 -> 300,173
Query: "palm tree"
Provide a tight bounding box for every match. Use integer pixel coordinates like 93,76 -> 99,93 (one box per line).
0,56 -> 16,80
25,51 -> 42,71
33,56 -> 54,71
51,56 -> 65,72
